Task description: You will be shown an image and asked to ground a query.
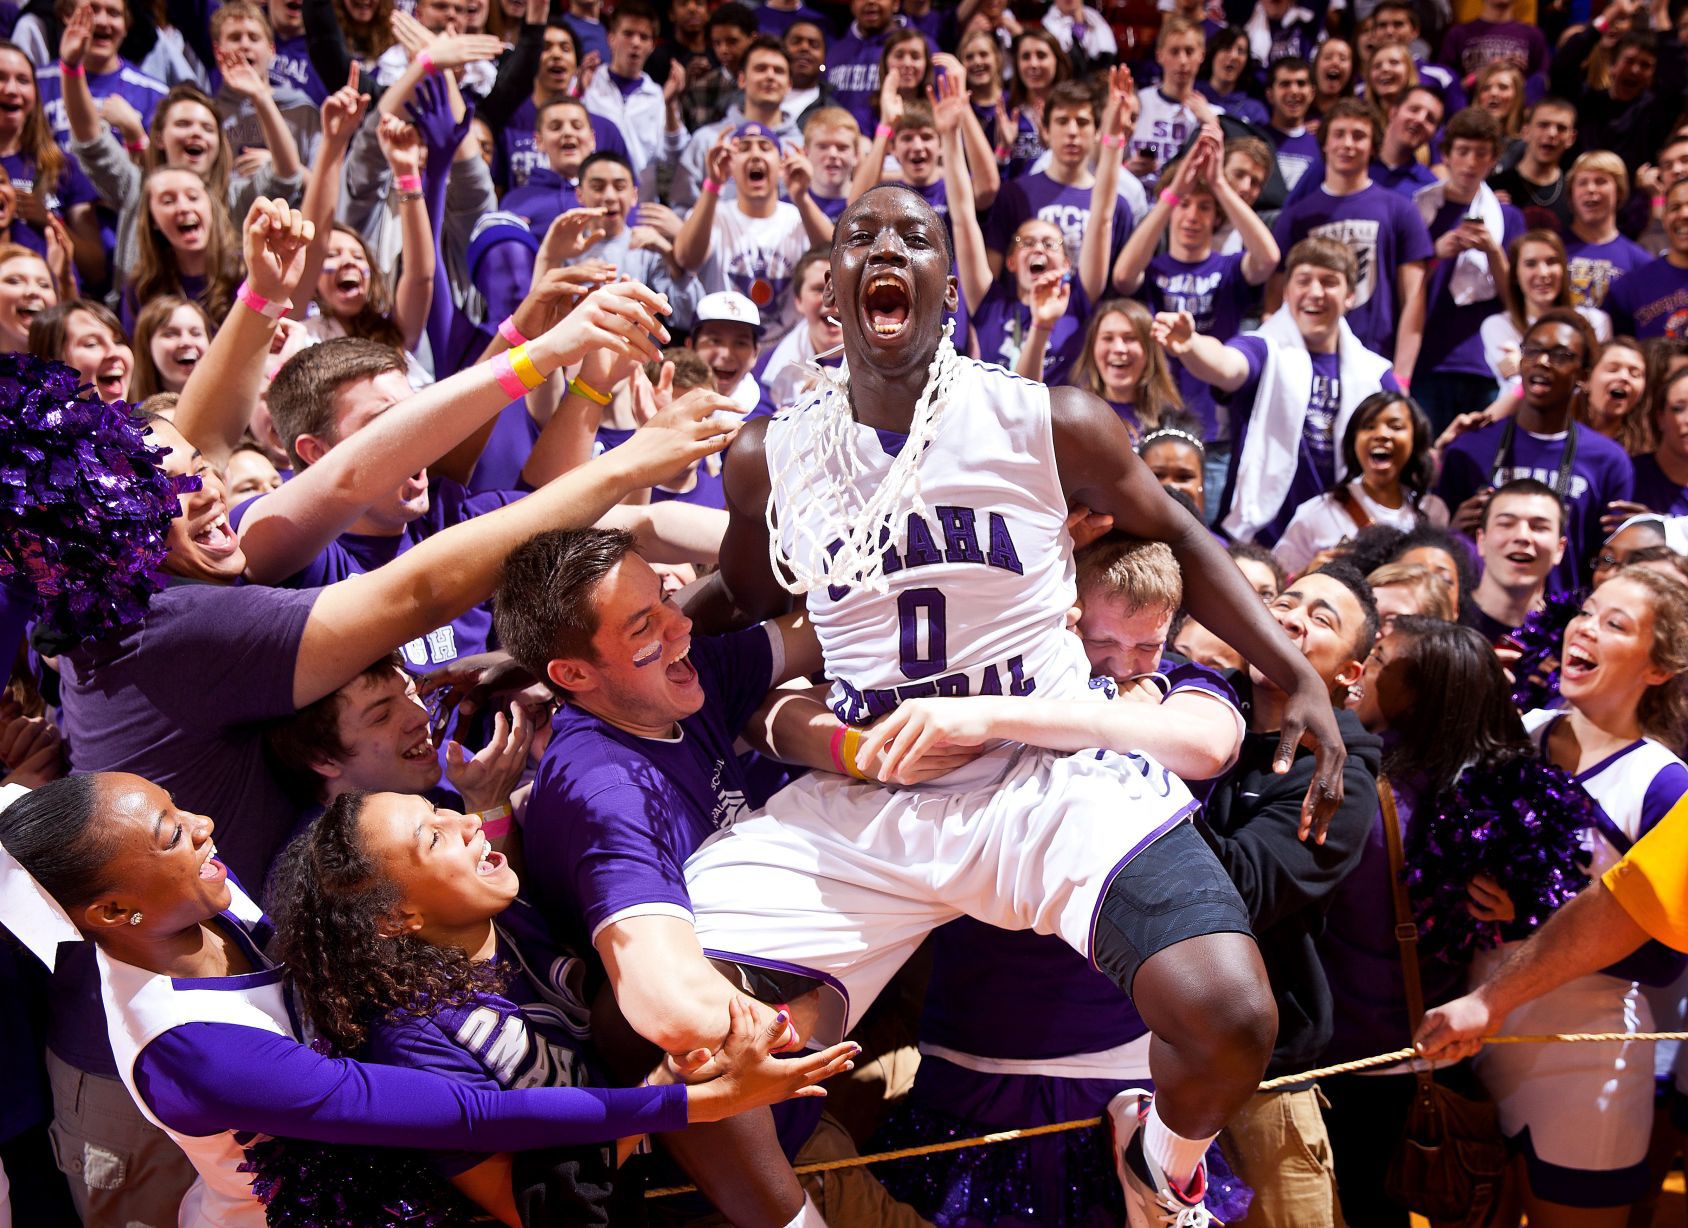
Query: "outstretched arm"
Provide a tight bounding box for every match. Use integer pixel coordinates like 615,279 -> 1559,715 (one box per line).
1152,309 -> 1250,391
1049,384 -> 1348,839
936,75 -> 992,314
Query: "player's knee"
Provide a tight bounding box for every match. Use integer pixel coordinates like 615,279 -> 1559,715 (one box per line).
1191,963 -> 1277,1074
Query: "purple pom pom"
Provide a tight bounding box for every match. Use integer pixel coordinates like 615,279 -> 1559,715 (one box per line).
0,353 -> 192,647
1506,590 -> 1583,712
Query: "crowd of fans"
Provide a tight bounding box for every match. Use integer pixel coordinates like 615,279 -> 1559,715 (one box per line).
1,0 -> 1688,1223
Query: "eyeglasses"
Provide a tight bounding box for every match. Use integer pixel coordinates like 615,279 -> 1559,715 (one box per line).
1594,552 -> 1624,570
1519,343 -> 1580,366
1013,236 -> 1065,253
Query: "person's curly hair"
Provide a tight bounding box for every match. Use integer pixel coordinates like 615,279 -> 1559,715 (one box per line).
267,791 -> 508,1053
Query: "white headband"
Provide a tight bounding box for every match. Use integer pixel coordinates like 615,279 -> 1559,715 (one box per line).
0,784 -> 84,970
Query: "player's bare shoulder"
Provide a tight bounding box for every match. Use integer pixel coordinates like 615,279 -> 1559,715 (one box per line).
721,414 -> 775,520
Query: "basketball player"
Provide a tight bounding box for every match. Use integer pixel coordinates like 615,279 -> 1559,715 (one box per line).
668,185 -> 1347,1225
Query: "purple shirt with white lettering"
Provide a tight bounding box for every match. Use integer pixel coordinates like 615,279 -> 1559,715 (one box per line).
1565,234 -> 1653,310
1605,257 -> 1688,341
1419,199 -> 1524,378
1140,249 -> 1254,441
521,626 -> 777,948
0,150 -> 97,256
1439,20 -> 1548,85
38,61 -> 166,148
1436,419 -> 1635,591
826,23 -> 899,133
1272,182 -> 1434,358
1223,335 -> 1403,545
269,33 -> 327,105
1267,126 -> 1324,196
982,171 -> 1137,269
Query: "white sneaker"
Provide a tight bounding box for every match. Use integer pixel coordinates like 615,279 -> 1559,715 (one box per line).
1106,1089 -> 1218,1228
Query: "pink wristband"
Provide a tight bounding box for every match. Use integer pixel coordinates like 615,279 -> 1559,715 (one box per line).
497,315 -> 528,347
491,351 -> 528,400
60,60 -> 84,78
479,806 -> 513,839
829,725 -> 848,774
1159,189 -> 1181,208
416,49 -> 437,74
1103,133 -> 1125,149
701,177 -> 721,196
875,122 -> 895,141
236,279 -> 288,320
394,173 -> 422,192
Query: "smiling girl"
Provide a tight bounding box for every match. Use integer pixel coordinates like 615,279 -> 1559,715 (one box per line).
0,42 -> 101,278
0,243 -> 56,353
1067,298 -> 1182,441
1274,391 -> 1449,577
129,294 -> 212,398
126,166 -> 242,331
1578,336 -> 1651,455
27,298 -> 132,401
1198,27 -> 1270,125
270,790 -> 858,1226
1482,230 -> 1613,381
1475,568 -> 1688,1227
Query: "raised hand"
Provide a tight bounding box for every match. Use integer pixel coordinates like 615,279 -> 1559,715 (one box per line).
878,73 -> 905,124
1029,274 -> 1070,327
780,142 -> 813,199
58,1 -> 92,67
390,9 -> 433,56
543,278 -> 672,370
542,206 -> 610,262
242,196 -> 315,303
444,703 -> 534,814
1100,63 -> 1136,138
995,101 -> 1022,150
704,127 -> 733,187
232,146 -> 272,177
417,27 -> 506,69
1277,681 -> 1347,843
42,213 -> 78,298
664,57 -> 687,104
574,49 -> 601,95
321,63 -> 371,149
616,384 -> 745,487
928,67 -> 968,137
1151,309 -> 1195,354
377,112 -> 423,177
634,201 -> 682,238
217,48 -> 273,99
404,72 -> 472,164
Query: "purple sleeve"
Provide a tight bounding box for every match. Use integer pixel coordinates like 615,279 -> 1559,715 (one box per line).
1220,335 -> 1268,414
699,625 -> 777,736
132,1022 -> 687,1146
1640,762 -> 1688,839
1163,660 -> 1241,713
145,584 -> 320,725
58,157 -> 99,208
1604,446 -> 1636,504
981,180 -> 1028,256
1395,195 -> 1435,263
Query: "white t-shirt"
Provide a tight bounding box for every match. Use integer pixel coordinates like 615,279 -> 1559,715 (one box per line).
710,202 -> 810,344
1130,87 -> 1200,178
1272,478 -> 1450,576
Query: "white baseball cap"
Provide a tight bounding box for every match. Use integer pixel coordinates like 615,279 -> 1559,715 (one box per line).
695,290 -> 762,333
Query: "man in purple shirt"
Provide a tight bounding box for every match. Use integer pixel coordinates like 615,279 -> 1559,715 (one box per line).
37,0 -> 166,148
265,0 -> 327,104
1563,150 -> 1652,310
826,0 -> 907,133
1606,177 -> 1688,342
1370,84 -> 1443,199
1436,309 -> 1637,590
1438,0 -> 1549,91
1270,98 -> 1432,381
1263,57 -> 1323,195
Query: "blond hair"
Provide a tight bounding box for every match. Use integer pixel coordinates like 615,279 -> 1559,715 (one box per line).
1567,150 -> 1630,207
803,107 -> 861,143
1078,537 -> 1182,616
1366,561 -> 1456,622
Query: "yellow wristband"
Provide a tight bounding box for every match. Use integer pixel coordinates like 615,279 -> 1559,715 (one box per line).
841,726 -> 870,780
509,343 -> 545,391
568,376 -> 612,405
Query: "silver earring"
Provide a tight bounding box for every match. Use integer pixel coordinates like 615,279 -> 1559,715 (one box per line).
129,912 -> 143,925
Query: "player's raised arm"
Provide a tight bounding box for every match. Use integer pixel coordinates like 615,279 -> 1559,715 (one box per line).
1047,384 -> 1348,840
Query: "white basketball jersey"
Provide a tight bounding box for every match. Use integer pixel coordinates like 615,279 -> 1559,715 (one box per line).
99,882 -> 286,1228
766,357 -> 1095,724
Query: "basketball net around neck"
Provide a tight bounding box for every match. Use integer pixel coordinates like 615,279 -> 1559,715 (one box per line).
765,321 -> 960,595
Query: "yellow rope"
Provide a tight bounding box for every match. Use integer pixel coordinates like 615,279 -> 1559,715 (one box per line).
643,1029 -> 1688,1199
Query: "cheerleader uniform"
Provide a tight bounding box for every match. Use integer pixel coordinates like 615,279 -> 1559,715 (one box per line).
97,880 -> 686,1227
1472,710 -> 1688,1207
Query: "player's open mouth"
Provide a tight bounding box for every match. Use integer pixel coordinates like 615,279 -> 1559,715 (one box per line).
863,273 -> 911,337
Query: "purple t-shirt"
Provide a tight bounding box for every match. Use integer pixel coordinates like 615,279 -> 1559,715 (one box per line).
1371,157 -> 1439,200
469,399 -> 543,494
981,170 -> 1137,269
1631,452 -> 1688,515
1605,257 -> 1688,341
521,625 -> 777,948
38,60 -> 167,148
1419,198 -> 1525,378
1267,126 -> 1323,196
366,901 -> 600,1176
1565,234 -> 1653,310
59,582 -> 318,884
230,477 -> 519,670
1223,335 -> 1403,546
1272,182 -> 1435,359
0,151 -> 97,256
1140,249 -> 1254,441
826,23 -> 901,132
1440,19 -> 1549,84
1436,418 -> 1636,592
971,274 -> 1090,386
269,33 -> 328,106
1197,82 -> 1269,127
921,663 -> 1239,1062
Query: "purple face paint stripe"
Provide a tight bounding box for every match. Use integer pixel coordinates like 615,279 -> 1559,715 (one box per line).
632,641 -> 663,667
